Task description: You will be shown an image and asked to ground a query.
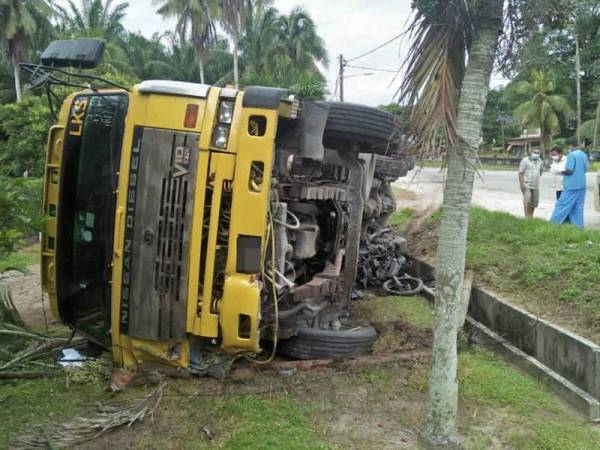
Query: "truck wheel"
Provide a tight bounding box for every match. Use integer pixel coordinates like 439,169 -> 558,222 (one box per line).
374,155 -> 414,179
278,320 -> 378,360
321,102 -> 398,154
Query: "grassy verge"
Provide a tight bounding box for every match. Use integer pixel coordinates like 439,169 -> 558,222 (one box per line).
395,206 -> 600,342
0,377 -> 105,446
0,243 -> 39,272
387,207 -> 415,226
420,160 -> 519,171
465,208 -> 600,305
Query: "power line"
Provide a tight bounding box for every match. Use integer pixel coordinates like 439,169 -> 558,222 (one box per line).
345,32 -> 403,63
345,64 -> 399,74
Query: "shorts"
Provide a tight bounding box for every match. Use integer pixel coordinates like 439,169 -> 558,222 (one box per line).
523,188 -> 539,208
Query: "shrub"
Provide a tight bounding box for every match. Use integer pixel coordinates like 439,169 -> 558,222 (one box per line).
0,176 -> 43,259
0,96 -> 52,178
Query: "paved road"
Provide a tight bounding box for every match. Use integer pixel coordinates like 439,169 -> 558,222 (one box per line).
394,167 -> 600,228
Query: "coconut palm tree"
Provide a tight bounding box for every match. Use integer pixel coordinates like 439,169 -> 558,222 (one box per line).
274,7 -> 328,73
55,0 -> 129,73
217,0 -> 245,87
240,3 -> 279,77
154,0 -> 217,84
0,0 -> 53,102
514,69 -> 574,154
55,0 -> 128,41
399,0 -> 504,447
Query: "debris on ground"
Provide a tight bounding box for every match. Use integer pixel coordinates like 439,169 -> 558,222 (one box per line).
11,382 -> 165,449
357,227 -> 423,296
59,348 -> 86,367
229,350 -> 431,381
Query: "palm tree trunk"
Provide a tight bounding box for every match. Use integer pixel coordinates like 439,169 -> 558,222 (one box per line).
422,0 -> 503,448
232,34 -> 239,88
199,57 -> 205,84
11,50 -> 22,103
542,127 -> 551,156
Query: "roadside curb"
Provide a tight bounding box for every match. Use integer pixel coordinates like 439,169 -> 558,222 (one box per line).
410,257 -> 600,421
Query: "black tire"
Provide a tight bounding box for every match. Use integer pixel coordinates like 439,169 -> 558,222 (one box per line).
374,155 -> 412,179
321,102 -> 397,154
278,322 -> 378,360
383,276 -> 424,296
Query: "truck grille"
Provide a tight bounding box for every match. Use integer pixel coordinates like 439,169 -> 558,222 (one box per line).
123,127 -> 199,341
155,174 -> 188,301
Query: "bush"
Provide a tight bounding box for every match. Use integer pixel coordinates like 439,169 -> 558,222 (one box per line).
0,96 -> 52,178
0,176 -> 43,259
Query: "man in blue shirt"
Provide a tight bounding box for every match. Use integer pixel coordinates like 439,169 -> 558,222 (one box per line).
550,137 -> 589,227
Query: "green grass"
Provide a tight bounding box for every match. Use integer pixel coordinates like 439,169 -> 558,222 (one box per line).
459,349 -> 600,450
202,395 -> 329,450
0,243 -> 39,272
388,207 -> 415,226
0,377 -> 104,447
355,295 -> 433,329
405,207 -> 600,309
460,350 -> 559,415
421,160 -> 518,171
465,208 -> 600,305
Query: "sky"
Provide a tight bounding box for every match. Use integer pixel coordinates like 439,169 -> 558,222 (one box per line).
58,0 -> 504,106
100,0 -> 413,106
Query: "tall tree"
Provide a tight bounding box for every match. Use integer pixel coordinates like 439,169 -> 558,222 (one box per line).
0,0 -> 52,102
56,0 -> 128,41
514,69 -> 574,153
154,0 -> 217,84
401,0 -> 576,445
123,32 -> 169,81
400,0 -> 504,446
275,6 -> 328,73
55,0 -> 129,73
241,3 -> 279,77
217,0 -> 245,87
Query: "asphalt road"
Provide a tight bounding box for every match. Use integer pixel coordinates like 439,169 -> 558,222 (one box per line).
394,167 -> 600,228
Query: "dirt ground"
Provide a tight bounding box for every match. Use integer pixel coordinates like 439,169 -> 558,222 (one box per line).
0,263 -> 58,329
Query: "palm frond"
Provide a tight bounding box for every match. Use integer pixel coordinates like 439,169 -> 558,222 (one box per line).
0,284 -> 25,328
546,95 -> 574,117
12,382 -> 165,448
397,0 -> 472,151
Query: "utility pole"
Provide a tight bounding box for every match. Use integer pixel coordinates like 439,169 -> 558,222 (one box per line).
575,36 -> 582,146
339,54 -> 345,102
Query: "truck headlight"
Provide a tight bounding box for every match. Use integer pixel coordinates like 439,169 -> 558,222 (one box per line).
219,100 -> 234,124
213,125 -> 229,148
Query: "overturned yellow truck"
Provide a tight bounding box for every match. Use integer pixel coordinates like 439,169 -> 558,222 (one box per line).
28,39 -> 412,373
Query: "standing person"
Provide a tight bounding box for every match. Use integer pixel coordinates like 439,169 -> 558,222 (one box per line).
550,146 -> 566,200
550,137 -> 589,227
518,147 -> 544,218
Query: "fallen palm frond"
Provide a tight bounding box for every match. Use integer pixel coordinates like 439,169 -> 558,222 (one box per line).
0,337 -> 73,371
0,283 -> 26,328
0,280 -> 86,373
11,382 -> 165,449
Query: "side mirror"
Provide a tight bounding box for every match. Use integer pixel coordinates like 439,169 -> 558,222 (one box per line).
41,38 -> 105,69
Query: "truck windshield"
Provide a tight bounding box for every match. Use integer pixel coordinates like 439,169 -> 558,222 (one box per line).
56,93 -> 128,344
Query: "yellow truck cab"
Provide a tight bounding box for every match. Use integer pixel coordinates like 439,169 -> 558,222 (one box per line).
27,39 -> 412,373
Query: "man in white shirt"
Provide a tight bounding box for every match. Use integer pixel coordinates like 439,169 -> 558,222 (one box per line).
518,147 -> 544,218
550,146 -> 566,200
